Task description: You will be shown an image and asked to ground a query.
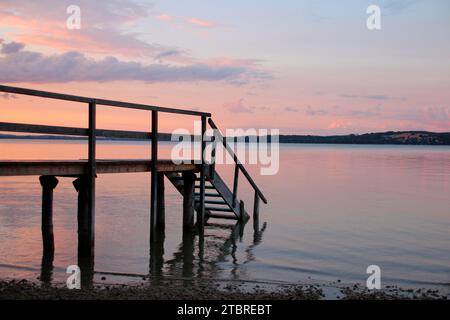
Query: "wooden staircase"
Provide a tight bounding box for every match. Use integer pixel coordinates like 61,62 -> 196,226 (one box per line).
165,118 -> 268,225
165,169 -> 249,222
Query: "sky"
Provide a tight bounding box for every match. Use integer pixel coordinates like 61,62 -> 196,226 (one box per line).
0,0 -> 449,134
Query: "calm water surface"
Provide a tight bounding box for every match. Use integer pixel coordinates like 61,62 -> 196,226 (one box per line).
0,140 -> 449,290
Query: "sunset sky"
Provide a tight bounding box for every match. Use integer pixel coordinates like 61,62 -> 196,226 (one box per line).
0,0 -> 449,134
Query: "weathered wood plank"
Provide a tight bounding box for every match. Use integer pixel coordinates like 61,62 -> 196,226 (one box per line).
206,170 -> 246,220
0,122 -> 152,140
0,160 -> 201,176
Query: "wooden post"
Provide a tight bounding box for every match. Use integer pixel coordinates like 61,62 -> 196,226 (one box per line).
210,132 -> 217,179
40,253 -> 54,285
197,116 -> 207,233
88,101 -> 96,238
149,229 -> 165,277
72,101 -> 97,260
232,164 -> 239,207
39,175 -> 59,256
253,191 -> 260,231
253,191 -> 260,221
182,172 -> 196,230
150,110 -> 158,242
239,200 -> 245,223
157,173 -> 165,230
73,176 -> 94,259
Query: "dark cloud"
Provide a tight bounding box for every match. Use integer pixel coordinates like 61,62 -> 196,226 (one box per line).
1,41 -> 24,54
340,94 -> 406,101
0,41 -> 252,84
305,106 -> 329,116
391,106 -> 450,126
303,105 -> 381,118
283,106 -> 298,113
223,99 -> 269,113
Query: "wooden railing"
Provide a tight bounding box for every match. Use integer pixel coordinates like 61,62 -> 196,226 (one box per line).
0,85 -> 267,230
208,118 -> 268,221
0,84 -> 211,235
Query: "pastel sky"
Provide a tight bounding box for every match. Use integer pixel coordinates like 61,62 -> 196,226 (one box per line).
0,0 -> 449,134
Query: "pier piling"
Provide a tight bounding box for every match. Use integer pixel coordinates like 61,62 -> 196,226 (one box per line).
73,176 -> 95,259
157,174 -> 165,230
182,172 -> 196,230
39,175 -> 59,256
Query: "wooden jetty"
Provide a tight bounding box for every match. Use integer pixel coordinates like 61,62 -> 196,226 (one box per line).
0,85 -> 267,265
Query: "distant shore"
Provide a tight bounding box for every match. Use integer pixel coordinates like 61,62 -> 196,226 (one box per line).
1,130 -> 450,146
0,279 -> 448,300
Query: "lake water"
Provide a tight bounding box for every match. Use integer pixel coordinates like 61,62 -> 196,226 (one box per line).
1,140 -> 449,291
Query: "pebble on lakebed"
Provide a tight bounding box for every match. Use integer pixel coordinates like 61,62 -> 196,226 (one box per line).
0,279 -> 448,300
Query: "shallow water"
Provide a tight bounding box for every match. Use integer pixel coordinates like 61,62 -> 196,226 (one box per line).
0,140 -> 449,290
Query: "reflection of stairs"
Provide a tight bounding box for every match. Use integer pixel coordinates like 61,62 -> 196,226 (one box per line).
165,169 -> 249,222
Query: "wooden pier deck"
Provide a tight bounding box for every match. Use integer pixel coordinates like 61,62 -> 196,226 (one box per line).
0,85 -> 267,284
0,159 -> 201,176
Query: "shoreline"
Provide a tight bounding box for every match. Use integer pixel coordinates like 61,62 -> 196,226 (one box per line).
0,279 -> 448,300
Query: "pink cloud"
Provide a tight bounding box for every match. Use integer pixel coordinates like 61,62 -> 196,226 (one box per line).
328,120 -> 353,130
155,13 -> 219,29
0,40 -> 252,84
156,14 -> 176,21
187,18 -> 217,28
206,58 -> 262,68
0,4 -> 227,66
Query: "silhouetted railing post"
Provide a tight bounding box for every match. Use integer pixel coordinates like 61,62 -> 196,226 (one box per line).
197,116 -> 207,232
87,101 -> 96,253
253,191 -> 260,227
72,101 -> 96,260
150,110 -> 158,242
232,164 -> 239,207
210,132 -> 217,179
239,200 -> 246,222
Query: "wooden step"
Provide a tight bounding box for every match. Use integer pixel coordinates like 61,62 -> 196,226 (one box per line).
205,206 -> 233,212
195,193 -> 222,198
201,200 -> 228,205
206,213 -> 238,220
195,185 -> 215,189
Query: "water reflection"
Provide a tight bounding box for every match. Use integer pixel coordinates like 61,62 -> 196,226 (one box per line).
39,219 -> 268,288
164,220 -> 267,281
149,229 -> 165,277
5,141 -> 449,287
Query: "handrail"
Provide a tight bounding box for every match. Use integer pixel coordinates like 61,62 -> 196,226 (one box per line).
0,122 -> 151,140
0,84 -> 211,233
0,85 -> 211,117
0,84 -> 266,223
208,118 -> 268,204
